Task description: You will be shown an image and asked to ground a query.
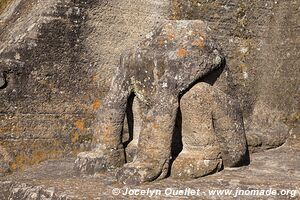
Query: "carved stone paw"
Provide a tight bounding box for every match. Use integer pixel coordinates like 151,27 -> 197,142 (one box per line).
171,151 -> 222,179
116,159 -> 169,185
124,144 -> 138,163
74,147 -> 125,175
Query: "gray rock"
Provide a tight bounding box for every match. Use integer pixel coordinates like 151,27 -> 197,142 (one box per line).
0,0 -> 300,194
75,20 -> 236,184
0,0 -> 298,186
170,0 -> 300,152
1,145 -> 299,199
171,82 -> 248,179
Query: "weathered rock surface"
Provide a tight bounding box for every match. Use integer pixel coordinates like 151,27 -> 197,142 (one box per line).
0,0 -> 299,188
0,143 -> 299,199
170,0 -> 300,151
0,0 -> 96,173
0,0 -> 172,173
75,20 -> 229,184
0,0 -> 298,199
171,82 -> 248,179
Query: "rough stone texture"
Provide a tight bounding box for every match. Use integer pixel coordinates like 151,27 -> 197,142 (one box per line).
75,20 -> 233,184
0,0 -> 97,173
0,143 -> 299,199
0,0 -> 170,172
0,70 -> 6,88
171,82 -> 248,179
0,0 -> 299,193
123,97 -> 142,163
170,0 -> 300,151
85,0 -> 170,92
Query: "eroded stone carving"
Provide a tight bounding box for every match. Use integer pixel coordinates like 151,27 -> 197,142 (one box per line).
171,82 -> 248,179
74,20 -> 248,184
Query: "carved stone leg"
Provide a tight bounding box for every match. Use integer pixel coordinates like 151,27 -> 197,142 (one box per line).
171,83 -> 222,179
171,83 -> 248,179
125,97 -> 142,163
117,95 -> 178,185
211,86 -> 249,167
74,66 -> 131,174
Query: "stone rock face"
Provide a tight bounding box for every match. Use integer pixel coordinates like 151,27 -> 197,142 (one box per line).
85,0 -> 170,92
75,20 -> 229,184
0,0 -> 298,198
0,0 -> 298,183
170,0 -> 300,151
0,0 -> 171,173
0,0 -> 96,172
0,143 -> 299,199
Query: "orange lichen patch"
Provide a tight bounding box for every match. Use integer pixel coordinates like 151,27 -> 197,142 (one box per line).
177,48 -> 187,58
198,31 -> 207,40
0,0 -> 13,13
10,149 -> 63,171
11,126 -> 23,133
158,38 -> 165,46
152,123 -> 158,129
101,124 -> 115,144
167,33 -> 176,40
71,132 -> 79,143
239,63 -> 247,71
0,126 -> 23,134
0,127 -> 11,134
192,39 -> 205,48
10,155 -> 26,171
75,119 -> 85,131
92,99 -> 101,110
5,138 -> 68,173
91,74 -> 99,82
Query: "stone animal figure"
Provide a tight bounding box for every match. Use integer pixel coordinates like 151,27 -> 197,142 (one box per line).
74,20 -> 248,184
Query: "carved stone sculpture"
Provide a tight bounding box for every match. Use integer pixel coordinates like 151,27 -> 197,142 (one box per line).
74,20 -> 248,184
171,82 -> 248,179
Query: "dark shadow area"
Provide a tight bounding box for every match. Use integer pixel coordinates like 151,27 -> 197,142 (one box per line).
202,64 -> 225,85
172,108 -> 183,159
167,59 -> 249,175
179,58 -> 226,99
167,107 -> 183,177
172,60 -> 226,165
239,148 -> 250,166
122,93 -> 135,149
